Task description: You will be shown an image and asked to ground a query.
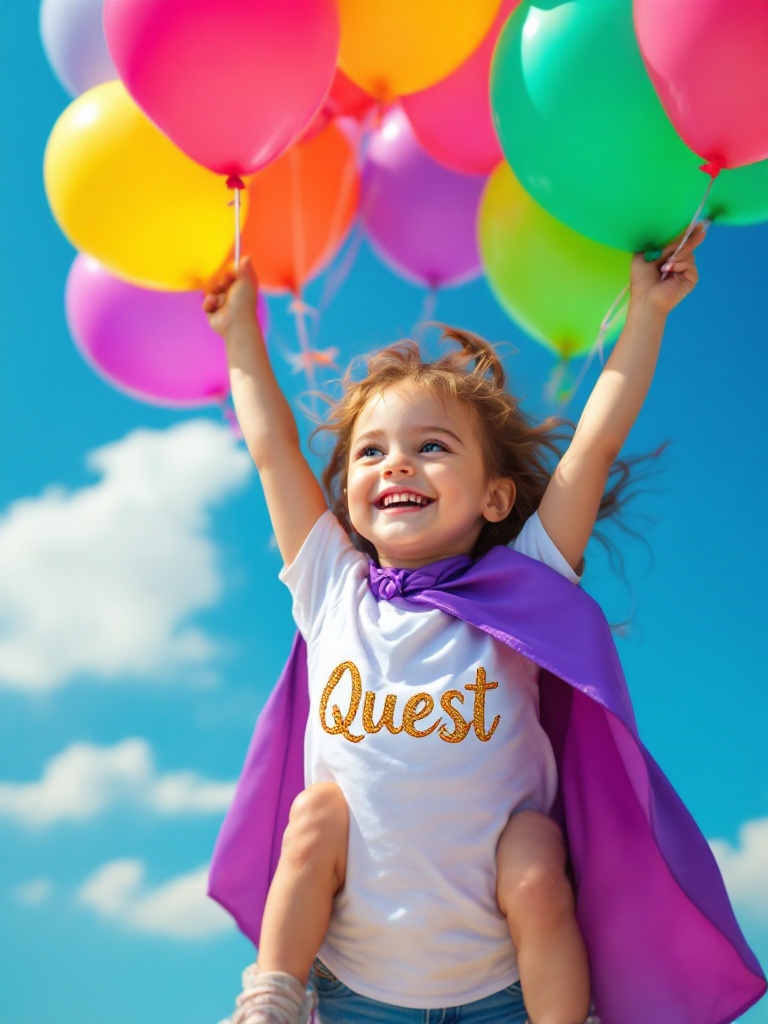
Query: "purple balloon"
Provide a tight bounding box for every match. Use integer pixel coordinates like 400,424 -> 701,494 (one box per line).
40,0 -> 118,97
65,255 -> 268,408
361,109 -> 484,289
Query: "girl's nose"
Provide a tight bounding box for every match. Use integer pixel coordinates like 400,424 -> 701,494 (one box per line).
382,452 -> 414,476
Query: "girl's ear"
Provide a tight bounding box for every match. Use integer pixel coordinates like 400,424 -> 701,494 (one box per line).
484,477 -> 516,522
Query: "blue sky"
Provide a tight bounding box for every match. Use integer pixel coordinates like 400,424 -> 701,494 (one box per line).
1,4 -> 767,1023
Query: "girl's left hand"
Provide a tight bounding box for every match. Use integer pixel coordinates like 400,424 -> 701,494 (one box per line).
630,221 -> 707,315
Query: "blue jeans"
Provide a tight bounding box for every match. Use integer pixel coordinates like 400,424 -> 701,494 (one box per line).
310,960 -> 527,1024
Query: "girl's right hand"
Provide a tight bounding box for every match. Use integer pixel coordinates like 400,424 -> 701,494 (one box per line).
203,257 -> 259,339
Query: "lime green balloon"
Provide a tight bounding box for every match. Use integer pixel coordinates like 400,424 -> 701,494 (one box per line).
479,162 -> 632,359
490,0 -> 706,251
707,161 -> 768,226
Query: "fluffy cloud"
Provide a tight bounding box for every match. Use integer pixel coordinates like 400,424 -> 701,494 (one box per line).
13,878 -> 53,905
0,739 -> 235,827
710,818 -> 768,921
0,420 -> 251,691
77,860 -> 231,939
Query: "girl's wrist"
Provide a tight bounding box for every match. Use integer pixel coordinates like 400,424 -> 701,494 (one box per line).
626,293 -> 669,327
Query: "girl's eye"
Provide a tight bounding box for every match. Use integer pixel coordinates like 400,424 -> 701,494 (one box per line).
356,445 -> 382,459
421,440 -> 446,453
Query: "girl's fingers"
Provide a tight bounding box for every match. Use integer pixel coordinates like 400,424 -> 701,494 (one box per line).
659,221 -> 708,262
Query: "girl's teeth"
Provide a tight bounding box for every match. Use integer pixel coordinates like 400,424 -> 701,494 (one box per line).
382,493 -> 428,507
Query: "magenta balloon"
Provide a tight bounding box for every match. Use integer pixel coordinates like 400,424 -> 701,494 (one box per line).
65,255 -> 269,407
103,0 -> 339,176
401,0 -> 518,176
634,0 -> 768,169
40,0 -> 117,97
361,111 -> 484,289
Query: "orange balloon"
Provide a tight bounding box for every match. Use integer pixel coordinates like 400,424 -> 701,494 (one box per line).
241,122 -> 360,294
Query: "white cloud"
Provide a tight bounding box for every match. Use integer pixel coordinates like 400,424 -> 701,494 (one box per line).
77,860 -> 231,939
14,878 -> 53,905
0,739 -> 235,827
710,818 -> 768,921
0,420 -> 251,692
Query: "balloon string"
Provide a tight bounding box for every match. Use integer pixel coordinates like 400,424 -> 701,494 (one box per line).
545,358 -> 572,408
220,396 -> 243,441
227,176 -> 245,267
660,165 -> 717,281
548,166 -> 717,410
309,113 -> 374,345
557,283 -> 629,407
416,287 -> 438,336
288,149 -> 308,290
312,224 -> 366,347
292,294 -> 317,391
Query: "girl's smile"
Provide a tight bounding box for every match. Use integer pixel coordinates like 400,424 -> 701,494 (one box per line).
346,383 -> 514,568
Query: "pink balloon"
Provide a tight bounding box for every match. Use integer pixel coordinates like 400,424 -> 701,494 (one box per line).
103,0 -> 339,176
65,255 -> 269,407
634,0 -> 768,169
301,67 -> 378,143
362,110 -> 484,289
401,0 -> 518,176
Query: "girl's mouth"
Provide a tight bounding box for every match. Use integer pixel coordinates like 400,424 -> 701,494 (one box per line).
375,490 -> 435,510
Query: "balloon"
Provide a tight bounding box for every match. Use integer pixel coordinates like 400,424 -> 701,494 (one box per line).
479,163 -> 632,359
65,255 -> 269,407
103,0 -> 339,177
401,0 -> 518,175
302,69 -> 379,142
634,0 -> 768,170
241,123 -> 360,295
490,0 -> 706,251
40,0 -> 117,96
361,111 -> 484,289
44,82 -> 243,291
707,160 -> 768,227
338,0 -> 501,99
324,69 -> 378,124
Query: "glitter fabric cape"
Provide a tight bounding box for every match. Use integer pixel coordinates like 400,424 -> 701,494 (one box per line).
209,546 -> 766,1024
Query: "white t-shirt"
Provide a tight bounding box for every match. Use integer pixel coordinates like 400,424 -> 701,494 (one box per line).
280,511 -> 580,1008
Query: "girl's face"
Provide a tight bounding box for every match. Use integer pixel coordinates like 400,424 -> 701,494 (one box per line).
346,382 -> 515,568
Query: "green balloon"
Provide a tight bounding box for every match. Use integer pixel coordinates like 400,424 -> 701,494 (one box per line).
707,161 -> 768,227
490,0 -> 707,251
479,162 -> 632,358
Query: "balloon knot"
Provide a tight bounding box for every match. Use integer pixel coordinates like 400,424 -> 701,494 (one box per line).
226,175 -> 245,190
699,161 -> 721,179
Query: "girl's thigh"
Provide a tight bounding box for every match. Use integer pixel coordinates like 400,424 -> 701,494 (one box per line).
311,961 -> 527,1024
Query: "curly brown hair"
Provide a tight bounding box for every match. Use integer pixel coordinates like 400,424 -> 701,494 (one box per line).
314,327 -> 648,562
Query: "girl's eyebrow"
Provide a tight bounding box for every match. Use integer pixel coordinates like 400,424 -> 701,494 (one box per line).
352,426 -> 465,447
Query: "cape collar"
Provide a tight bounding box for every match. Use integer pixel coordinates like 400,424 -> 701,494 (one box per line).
368,554 -> 474,600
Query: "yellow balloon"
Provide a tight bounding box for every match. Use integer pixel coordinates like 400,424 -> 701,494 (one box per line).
338,0 -> 501,98
43,81 -> 245,291
479,163 -> 632,359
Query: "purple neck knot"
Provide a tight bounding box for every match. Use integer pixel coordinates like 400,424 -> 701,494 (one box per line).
368,555 -> 474,601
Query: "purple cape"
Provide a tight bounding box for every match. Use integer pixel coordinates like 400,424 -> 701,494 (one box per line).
209,547 -> 765,1024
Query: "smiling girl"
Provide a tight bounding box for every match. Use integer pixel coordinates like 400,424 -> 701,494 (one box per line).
201,223 -> 763,1024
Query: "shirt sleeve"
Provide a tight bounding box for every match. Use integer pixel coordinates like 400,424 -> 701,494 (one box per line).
511,511 -> 582,584
278,511 -> 366,642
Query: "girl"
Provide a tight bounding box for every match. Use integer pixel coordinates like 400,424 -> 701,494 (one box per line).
204,224 -> 763,1024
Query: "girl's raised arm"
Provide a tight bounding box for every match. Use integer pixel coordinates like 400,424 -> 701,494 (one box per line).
538,224 -> 706,573
205,260 -> 327,566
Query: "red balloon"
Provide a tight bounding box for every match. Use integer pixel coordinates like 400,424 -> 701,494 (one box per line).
401,0 -> 518,175
104,0 -> 339,177
302,68 -> 379,142
634,0 -> 768,169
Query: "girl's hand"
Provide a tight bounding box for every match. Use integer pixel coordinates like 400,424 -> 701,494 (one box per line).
630,221 -> 707,315
203,257 -> 260,338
